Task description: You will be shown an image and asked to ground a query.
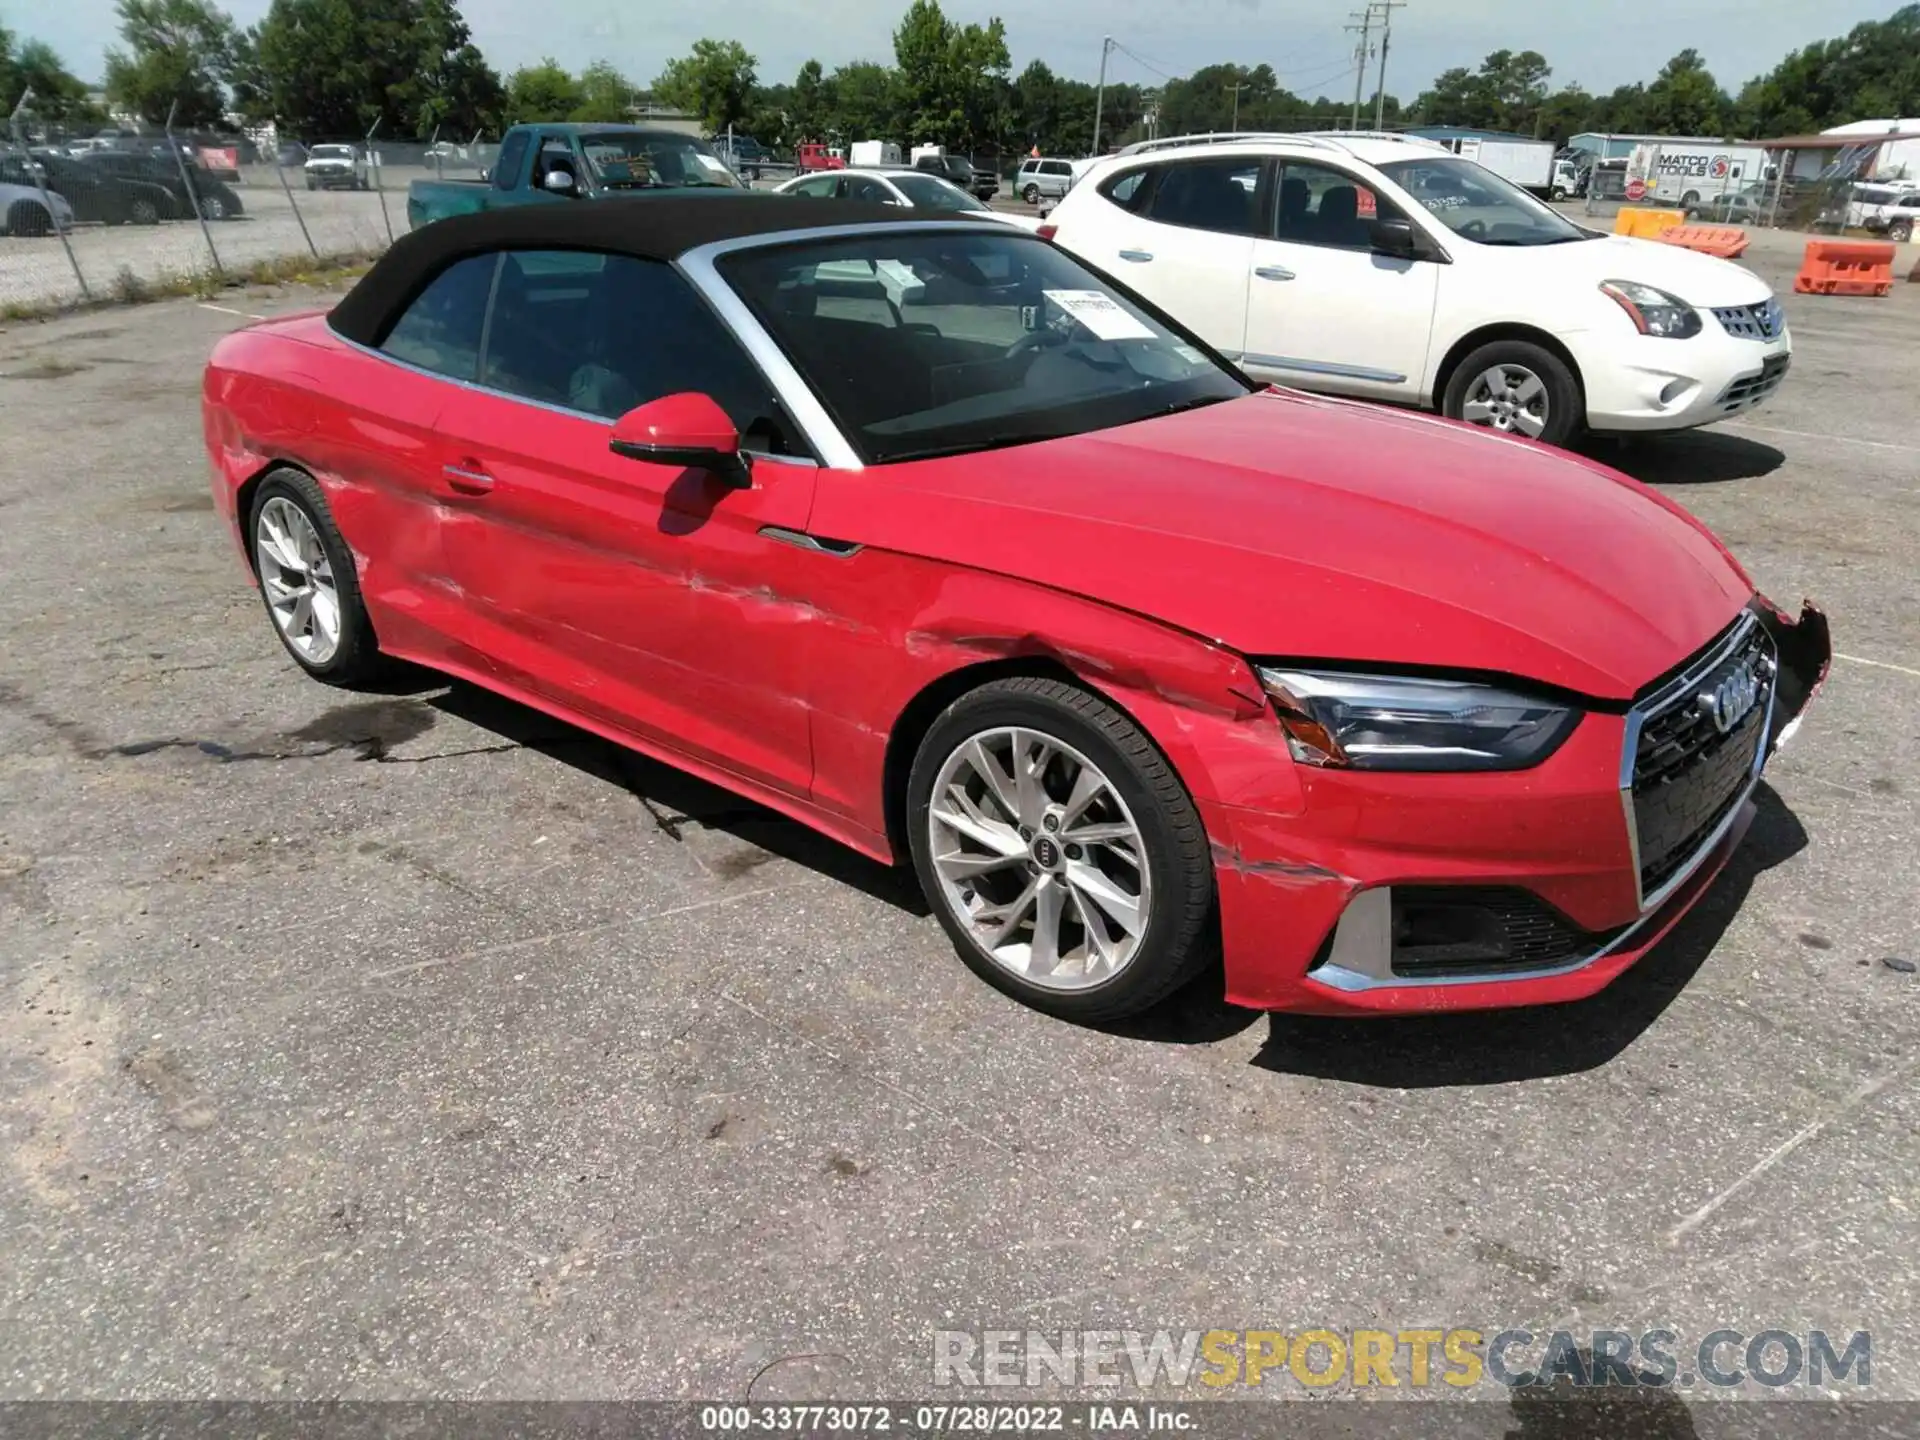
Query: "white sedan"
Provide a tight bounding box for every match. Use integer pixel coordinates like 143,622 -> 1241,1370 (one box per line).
773,168 -> 1040,232
1043,133 -> 1790,446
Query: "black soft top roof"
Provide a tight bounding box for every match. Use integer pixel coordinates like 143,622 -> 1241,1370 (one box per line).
328,195 -> 986,346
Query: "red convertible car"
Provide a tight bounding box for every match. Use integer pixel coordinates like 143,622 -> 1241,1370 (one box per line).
202,197 -> 1830,1020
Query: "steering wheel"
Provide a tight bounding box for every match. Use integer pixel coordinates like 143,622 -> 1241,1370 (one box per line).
1455,218 -> 1488,241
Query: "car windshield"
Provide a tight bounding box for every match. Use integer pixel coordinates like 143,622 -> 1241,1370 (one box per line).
312,146 -> 353,159
721,230 -> 1251,465
1377,156 -> 1591,246
580,133 -> 742,190
890,174 -> 988,211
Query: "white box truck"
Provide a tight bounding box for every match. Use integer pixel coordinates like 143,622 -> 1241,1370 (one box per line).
1452,136 -> 1556,195
1626,142 -> 1773,207
850,140 -> 902,167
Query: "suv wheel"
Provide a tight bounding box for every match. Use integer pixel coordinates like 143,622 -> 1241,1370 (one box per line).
1892,219 -> 1914,242
1023,183 -> 1041,205
1442,340 -> 1582,447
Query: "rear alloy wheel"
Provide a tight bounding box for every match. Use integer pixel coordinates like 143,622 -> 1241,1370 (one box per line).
248,469 -> 384,686
907,677 -> 1215,1021
1443,340 -> 1581,447
6,200 -> 50,237
130,197 -> 160,225
198,195 -> 227,220
1023,183 -> 1041,205
1892,219 -> 1914,243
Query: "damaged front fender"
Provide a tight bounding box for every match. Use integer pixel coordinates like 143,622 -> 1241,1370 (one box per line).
1755,597 -> 1832,752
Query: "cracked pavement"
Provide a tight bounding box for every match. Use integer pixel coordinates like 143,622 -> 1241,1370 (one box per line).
0,241 -> 1916,1415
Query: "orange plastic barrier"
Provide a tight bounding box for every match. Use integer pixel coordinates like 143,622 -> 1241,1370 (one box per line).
1794,240 -> 1896,297
1613,207 -> 1684,239
1656,224 -> 1749,259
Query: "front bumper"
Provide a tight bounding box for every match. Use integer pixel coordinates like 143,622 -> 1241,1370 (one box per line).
1573,319 -> 1792,432
1204,599 -> 1830,1015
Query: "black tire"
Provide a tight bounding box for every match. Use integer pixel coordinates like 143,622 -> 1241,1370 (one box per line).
1550,186 -> 1567,201
1892,219 -> 1913,243
246,469 -> 385,687
6,200 -> 50,237
1681,190 -> 1700,208
199,195 -> 227,220
1022,183 -> 1041,205
905,676 -> 1215,1022
1441,339 -> 1583,448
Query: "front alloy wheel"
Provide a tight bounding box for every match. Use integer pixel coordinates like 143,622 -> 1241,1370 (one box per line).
927,727 -> 1151,989
907,677 -> 1216,1020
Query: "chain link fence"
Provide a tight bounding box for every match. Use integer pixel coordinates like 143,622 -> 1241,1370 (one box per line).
2,102 -> 508,312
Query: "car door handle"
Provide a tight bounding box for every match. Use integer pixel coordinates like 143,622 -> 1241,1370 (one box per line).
441,464 -> 494,495
1118,249 -> 1154,262
1254,265 -> 1297,281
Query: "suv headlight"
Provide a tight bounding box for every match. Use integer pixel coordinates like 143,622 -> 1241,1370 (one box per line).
1600,280 -> 1702,339
1254,667 -> 1581,772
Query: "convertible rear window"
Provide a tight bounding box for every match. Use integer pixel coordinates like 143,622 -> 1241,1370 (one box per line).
719,229 -> 1249,464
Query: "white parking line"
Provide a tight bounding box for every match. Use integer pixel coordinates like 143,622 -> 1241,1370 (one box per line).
1730,420 -> 1920,456
198,302 -> 267,321
1838,652 -> 1920,679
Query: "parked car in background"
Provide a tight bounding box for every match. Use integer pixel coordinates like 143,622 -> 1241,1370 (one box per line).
14,152 -> 173,225
201,196 -> 1830,1022
795,141 -> 847,172
773,167 -> 1040,229
716,134 -> 772,179
1044,132 -> 1792,446
306,144 -> 370,190
1683,184 -> 1773,225
1016,156 -> 1076,204
83,151 -> 244,220
1855,183 -> 1920,241
0,176 -> 74,235
407,123 -> 745,229
276,142 -> 310,168
913,150 -> 998,202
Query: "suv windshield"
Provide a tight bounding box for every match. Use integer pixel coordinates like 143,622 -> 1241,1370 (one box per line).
580,132 -> 742,190
1377,156 -> 1591,246
721,230 -> 1250,464
311,146 -> 353,159
890,174 -> 988,211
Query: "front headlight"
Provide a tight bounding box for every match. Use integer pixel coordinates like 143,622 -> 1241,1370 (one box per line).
1254,667 -> 1581,772
1600,279 -> 1702,339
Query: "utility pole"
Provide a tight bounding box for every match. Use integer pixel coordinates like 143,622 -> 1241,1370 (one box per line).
1090,35 -> 1114,158
1372,0 -> 1406,130
1224,82 -> 1250,132
1344,9 -> 1374,131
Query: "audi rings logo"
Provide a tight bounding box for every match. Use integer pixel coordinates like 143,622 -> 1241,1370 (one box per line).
1700,661 -> 1761,733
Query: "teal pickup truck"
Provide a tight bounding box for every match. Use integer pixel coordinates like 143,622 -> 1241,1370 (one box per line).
406,123 -> 748,230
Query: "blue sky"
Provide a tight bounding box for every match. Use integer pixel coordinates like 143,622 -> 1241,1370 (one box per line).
9,0 -> 1898,100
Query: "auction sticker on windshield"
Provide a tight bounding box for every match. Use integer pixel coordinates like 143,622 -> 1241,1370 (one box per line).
1043,290 -> 1155,342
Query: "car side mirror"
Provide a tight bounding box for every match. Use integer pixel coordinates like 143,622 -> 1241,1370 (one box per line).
608,393 -> 748,485
541,168 -> 577,195
1369,217 -> 1422,259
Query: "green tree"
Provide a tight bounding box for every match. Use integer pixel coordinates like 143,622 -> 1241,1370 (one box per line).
248,0 -> 499,138
824,60 -> 895,143
1641,49 -> 1729,136
502,59 -> 581,124
103,0 -> 238,128
891,0 -> 1007,147
790,58 -> 827,138
1412,50 -> 1549,133
571,60 -> 633,123
7,38 -> 103,123
654,38 -> 756,133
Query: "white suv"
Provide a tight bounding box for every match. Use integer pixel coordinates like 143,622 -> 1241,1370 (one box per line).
1015,157 -> 1076,205
1042,132 -> 1791,445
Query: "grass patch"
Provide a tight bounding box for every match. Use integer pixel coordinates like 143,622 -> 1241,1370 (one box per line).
0,250 -> 382,325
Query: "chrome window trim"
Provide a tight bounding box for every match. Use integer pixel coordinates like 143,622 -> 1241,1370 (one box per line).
1617,609 -> 1774,915
675,218 -> 1028,473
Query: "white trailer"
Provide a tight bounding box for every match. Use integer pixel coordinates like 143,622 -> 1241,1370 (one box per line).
1625,142 -> 1773,206
850,140 -> 902,167
1451,136 -> 1556,194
